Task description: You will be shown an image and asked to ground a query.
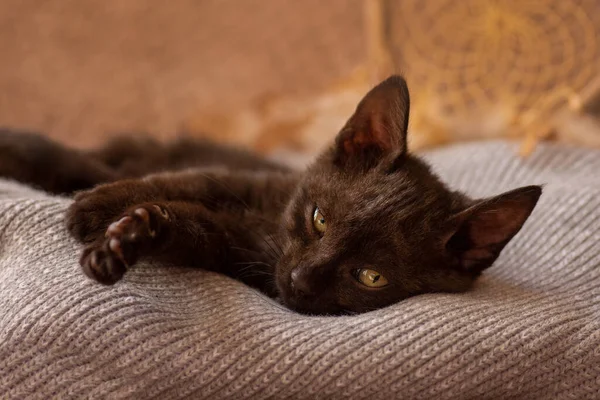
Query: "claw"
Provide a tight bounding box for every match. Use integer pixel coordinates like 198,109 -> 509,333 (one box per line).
109,237 -> 128,266
134,207 -> 150,224
153,204 -> 170,220
106,216 -> 132,237
134,207 -> 156,237
87,205 -> 165,285
89,251 -> 99,269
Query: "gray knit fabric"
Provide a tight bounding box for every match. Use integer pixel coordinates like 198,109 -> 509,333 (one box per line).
0,141 -> 599,400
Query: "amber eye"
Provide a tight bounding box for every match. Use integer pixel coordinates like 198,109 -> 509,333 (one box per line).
312,207 -> 327,235
354,268 -> 389,288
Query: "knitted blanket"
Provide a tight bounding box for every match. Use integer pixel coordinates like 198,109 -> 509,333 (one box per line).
0,141 -> 599,399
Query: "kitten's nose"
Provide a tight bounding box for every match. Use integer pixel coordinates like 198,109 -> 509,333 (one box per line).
290,267 -> 315,297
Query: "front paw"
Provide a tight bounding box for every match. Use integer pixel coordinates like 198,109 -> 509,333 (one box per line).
66,189 -> 115,243
80,204 -> 171,284
66,180 -> 154,243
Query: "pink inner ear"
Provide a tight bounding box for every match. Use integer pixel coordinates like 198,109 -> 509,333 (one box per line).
370,114 -> 393,150
342,115 -> 393,156
342,131 -> 377,156
343,131 -> 369,155
447,186 -> 541,272
469,204 -> 532,248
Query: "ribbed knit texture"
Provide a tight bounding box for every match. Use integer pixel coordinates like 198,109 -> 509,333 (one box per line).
0,141 -> 599,399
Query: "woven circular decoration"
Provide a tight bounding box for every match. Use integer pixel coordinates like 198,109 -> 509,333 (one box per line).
388,0 -> 600,147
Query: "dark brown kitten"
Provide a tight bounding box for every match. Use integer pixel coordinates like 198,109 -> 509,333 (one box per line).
0,76 -> 541,315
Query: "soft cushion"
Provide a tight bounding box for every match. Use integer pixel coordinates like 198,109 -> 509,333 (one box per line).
1,141 -> 599,399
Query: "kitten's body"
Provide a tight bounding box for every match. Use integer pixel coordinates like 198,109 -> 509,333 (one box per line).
0,76 -> 541,315
1,129 -> 307,297
0,129 -> 288,193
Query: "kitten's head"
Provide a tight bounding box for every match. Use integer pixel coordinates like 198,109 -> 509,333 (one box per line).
275,75 -> 541,315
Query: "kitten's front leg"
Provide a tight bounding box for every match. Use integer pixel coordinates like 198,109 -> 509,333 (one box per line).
80,201 -> 229,284
66,169 -> 290,286
66,168 -> 293,243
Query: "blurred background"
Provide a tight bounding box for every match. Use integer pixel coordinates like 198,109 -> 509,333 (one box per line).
1,0 -> 599,159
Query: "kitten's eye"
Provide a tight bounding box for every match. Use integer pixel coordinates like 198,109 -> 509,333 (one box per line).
312,207 -> 327,235
354,268 -> 389,288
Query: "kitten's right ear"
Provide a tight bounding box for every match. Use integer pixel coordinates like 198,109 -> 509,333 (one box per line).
333,75 -> 410,170
444,185 -> 542,275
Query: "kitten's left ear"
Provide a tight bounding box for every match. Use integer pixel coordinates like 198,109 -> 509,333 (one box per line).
334,75 -> 410,170
444,185 -> 542,274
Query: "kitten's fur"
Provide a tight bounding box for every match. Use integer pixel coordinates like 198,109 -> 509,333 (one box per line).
0,76 -> 541,315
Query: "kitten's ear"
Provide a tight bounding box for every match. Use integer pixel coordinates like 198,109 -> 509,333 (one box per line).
444,186 -> 542,274
334,75 -> 410,170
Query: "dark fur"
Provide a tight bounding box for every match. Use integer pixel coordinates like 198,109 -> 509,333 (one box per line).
0,76 -> 541,315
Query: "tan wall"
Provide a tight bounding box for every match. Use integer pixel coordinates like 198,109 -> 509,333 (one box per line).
1,0 -> 599,155
0,0 -> 365,147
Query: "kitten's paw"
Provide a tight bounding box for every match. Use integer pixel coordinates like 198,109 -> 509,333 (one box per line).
80,204 -> 170,284
66,187 -> 121,243
80,240 -> 127,285
66,180 -> 152,243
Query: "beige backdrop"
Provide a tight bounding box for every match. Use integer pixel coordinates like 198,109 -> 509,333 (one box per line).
1,0 -> 599,155
0,0 -> 364,147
